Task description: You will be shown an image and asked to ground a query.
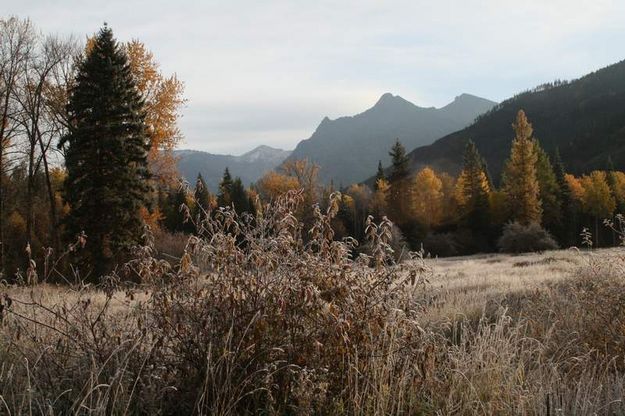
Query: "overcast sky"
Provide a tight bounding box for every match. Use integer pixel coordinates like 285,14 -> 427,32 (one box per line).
7,0 -> 625,154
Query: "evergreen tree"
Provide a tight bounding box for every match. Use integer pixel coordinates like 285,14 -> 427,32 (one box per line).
230,177 -> 250,215
374,160 -> 385,190
458,140 -> 491,231
501,110 -> 542,225
386,140 -> 411,225
553,149 -> 577,246
388,140 -> 410,183
534,140 -> 561,234
217,167 -> 233,207
164,186 -> 191,233
60,26 -> 150,278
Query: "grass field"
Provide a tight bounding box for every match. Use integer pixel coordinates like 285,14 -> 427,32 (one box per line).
1,206 -> 625,415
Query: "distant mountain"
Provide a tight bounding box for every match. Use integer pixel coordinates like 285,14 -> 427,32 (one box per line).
405,59 -> 625,182
175,145 -> 291,192
283,93 -> 496,186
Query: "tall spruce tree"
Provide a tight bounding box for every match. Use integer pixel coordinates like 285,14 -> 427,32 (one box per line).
534,140 -> 562,233
217,167 -> 233,208
459,140 -> 490,230
164,186 -> 192,233
501,110 -> 542,225
553,149 -> 577,246
387,140 -> 410,224
60,26 -> 150,279
230,177 -> 250,214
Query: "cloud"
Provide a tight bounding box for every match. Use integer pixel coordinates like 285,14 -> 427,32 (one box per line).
7,0 -> 625,153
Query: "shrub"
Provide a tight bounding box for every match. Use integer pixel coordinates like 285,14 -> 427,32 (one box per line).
0,191 -> 434,415
152,228 -> 188,260
497,221 -> 558,253
423,232 -> 458,257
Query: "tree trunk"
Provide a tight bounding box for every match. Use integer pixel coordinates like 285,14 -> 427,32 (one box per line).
37,130 -> 60,257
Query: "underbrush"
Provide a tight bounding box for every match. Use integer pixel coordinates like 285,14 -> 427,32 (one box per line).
1,192 -> 625,415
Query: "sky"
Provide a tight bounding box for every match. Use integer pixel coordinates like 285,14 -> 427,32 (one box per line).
6,0 -> 625,155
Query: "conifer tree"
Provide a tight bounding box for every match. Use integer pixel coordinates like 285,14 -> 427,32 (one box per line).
230,177 -> 250,215
164,186 -> 191,233
60,25 -> 150,278
534,140 -> 561,233
501,110 -> 542,225
458,140 -> 490,230
374,160 -> 385,190
217,167 -> 233,207
386,140 -> 410,224
553,149 -> 577,246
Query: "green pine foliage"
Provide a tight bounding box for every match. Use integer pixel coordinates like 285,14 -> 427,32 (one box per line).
386,140 -> 410,225
217,167 -> 233,208
534,140 -> 562,234
553,149 -> 578,246
60,26 -> 150,279
230,177 -> 250,215
163,186 -> 192,233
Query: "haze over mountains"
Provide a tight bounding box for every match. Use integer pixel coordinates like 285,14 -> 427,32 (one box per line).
175,146 -> 291,191
178,93 -> 496,189
284,93 -> 496,186
405,59 -> 625,182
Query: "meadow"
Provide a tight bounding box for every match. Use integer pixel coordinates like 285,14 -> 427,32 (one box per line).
1,193 -> 625,415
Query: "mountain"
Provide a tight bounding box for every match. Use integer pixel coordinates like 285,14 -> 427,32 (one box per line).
405,60 -> 625,182
283,93 -> 496,186
175,145 -> 292,192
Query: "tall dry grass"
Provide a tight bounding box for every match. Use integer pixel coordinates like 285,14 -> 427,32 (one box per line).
1,191 -> 625,415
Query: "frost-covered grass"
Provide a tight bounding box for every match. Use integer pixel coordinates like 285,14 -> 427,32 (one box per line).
1,192 -> 625,415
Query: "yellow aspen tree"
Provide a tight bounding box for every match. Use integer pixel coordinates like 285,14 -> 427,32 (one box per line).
411,167 -> 443,226
255,171 -> 300,201
580,171 -> 615,244
126,40 -> 185,185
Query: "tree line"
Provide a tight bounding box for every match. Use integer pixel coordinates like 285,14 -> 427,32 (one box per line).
168,108 -> 625,259
2,17 -> 624,283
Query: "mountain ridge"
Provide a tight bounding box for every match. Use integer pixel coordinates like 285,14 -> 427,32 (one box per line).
175,145 -> 291,192
283,92 -> 497,185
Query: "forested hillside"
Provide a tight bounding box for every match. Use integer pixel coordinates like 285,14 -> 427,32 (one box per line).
175,145 -> 291,191
406,60 -> 625,182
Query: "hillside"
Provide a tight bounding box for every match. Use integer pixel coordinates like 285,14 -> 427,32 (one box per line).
284,93 -> 496,186
175,145 -> 291,191
405,59 -> 625,181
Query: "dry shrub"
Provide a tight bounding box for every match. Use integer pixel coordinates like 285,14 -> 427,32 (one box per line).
498,222 -> 558,253
152,228 -> 188,260
0,191 -> 434,415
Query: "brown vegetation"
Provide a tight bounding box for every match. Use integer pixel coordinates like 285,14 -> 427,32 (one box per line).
1,192 -> 625,415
